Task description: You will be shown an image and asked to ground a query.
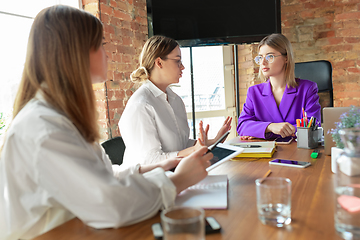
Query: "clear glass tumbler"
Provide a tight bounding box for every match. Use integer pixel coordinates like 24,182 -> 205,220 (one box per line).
255,177 -> 292,227
161,206 -> 205,240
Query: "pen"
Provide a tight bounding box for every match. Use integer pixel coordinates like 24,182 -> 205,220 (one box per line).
259,170 -> 272,183
240,145 -> 262,148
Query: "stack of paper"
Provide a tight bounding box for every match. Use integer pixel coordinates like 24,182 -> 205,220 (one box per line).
175,175 -> 228,209
228,141 -> 276,158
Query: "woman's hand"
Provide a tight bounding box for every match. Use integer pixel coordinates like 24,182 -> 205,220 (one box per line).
266,122 -> 296,138
169,146 -> 212,194
239,136 -> 255,140
202,116 -> 232,146
139,157 -> 182,173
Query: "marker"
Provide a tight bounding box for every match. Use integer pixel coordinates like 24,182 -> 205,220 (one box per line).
311,149 -> 319,159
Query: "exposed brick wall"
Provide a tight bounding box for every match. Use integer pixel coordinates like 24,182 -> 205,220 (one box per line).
83,0 -> 148,141
237,44 -> 259,112
238,0 -> 360,112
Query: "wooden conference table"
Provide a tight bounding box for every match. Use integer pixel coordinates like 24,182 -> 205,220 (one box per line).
34,142 -> 342,240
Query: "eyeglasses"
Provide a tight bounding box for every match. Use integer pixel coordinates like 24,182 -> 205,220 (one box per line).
164,58 -> 183,68
254,54 -> 283,65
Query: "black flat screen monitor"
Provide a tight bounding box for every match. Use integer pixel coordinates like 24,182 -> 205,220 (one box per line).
147,0 -> 281,47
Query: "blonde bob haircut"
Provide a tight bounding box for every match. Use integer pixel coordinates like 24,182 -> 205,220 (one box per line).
131,35 -> 179,82
257,33 -> 297,88
13,5 -> 103,143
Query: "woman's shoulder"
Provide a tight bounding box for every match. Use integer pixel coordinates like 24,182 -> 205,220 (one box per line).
8,98 -> 76,142
247,81 -> 268,93
295,79 -> 318,90
126,84 -> 153,105
296,78 -> 317,87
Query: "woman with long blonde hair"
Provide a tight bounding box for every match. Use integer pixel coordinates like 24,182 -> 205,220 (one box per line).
237,33 -> 321,139
0,6 -> 212,240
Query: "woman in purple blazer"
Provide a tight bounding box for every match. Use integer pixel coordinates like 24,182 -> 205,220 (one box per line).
237,34 -> 321,139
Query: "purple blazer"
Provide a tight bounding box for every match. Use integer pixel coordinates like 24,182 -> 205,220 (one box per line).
237,79 -> 321,139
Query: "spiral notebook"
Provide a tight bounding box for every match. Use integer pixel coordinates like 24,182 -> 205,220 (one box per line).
175,175 -> 228,209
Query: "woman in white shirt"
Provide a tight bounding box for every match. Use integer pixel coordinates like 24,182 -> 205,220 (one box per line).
0,6 -> 212,240
119,36 -> 232,165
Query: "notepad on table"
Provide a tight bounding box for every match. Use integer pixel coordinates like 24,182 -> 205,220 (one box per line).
175,175 -> 228,209
228,141 -> 276,158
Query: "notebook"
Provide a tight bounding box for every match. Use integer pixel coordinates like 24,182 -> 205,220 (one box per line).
175,175 -> 228,209
226,140 -> 276,158
323,107 -> 351,155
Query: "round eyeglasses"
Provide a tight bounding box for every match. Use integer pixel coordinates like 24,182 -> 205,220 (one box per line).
254,54 -> 283,65
164,58 -> 183,68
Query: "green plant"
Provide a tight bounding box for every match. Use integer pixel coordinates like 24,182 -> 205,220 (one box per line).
0,112 -> 5,132
330,106 -> 360,149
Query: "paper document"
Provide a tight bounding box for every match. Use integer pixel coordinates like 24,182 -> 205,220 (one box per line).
175,175 -> 228,209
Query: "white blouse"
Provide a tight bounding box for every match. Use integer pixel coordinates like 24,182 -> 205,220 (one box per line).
119,80 -> 196,166
0,94 -> 176,240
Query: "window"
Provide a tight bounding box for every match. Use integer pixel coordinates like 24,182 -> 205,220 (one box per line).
0,0 -> 79,139
171,46 -> 236,140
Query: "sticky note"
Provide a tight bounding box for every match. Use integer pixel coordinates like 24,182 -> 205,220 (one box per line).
338,195 -> 360,213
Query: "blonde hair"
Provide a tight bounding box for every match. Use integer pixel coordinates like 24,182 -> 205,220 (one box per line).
131,35 -> 178,82
13,5 -> 103,143
257,33 -> 297,88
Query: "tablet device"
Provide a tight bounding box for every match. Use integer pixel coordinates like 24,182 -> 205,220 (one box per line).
206,143 -> 244,171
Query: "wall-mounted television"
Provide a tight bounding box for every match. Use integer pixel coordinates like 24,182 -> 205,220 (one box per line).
147,0 -> 281,47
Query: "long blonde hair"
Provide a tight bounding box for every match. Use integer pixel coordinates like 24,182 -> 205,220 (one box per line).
130,35 -> 179,82
257,33 -> 297,88
13,5 -> 103,142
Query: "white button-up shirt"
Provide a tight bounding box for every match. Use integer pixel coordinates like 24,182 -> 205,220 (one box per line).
119,80 -> 196,166
0,93 -> 176,240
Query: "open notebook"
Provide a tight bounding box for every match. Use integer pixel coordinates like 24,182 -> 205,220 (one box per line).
227,141 -> 276,158
175,175 -> 228,209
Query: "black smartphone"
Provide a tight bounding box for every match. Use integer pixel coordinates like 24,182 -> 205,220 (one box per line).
207,131 -> 230,153
151,217 -> 221,239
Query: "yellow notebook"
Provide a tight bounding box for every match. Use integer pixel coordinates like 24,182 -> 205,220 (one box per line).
228,141 -> 276,158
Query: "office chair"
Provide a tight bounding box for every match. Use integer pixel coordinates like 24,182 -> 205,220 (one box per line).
101,136 -> 126,165
294,60 -> 333,122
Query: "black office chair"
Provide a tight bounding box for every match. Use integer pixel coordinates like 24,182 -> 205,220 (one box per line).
101,136 -> 126,165
294,60 -> 333,122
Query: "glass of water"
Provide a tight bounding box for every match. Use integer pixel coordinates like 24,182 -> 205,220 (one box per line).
255,177 -> 292,227
161,206 -> 205,240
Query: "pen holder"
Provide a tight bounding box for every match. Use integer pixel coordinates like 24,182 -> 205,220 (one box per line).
297,127 -> 318,149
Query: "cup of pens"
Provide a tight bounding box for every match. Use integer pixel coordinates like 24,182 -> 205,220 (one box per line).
296,114 -> 319,149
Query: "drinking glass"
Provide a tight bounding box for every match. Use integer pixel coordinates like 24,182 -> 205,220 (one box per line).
161,206 -> 205,240
255,177 -> 292,227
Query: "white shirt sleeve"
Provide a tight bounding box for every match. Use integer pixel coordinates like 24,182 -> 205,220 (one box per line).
35,129 -> 177,228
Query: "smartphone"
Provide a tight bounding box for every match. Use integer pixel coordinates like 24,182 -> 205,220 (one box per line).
269,159 -> 311,168
151,217 -> 221,239
275,136 -> 294,145
207,131 -> 230,153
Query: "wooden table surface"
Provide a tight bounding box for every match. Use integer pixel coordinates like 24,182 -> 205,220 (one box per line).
34,142 -> 342,240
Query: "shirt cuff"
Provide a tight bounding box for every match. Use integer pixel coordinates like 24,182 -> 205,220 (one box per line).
112,164 -> 140,179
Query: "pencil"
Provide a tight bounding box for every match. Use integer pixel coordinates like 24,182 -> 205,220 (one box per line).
259,170 -> 272,183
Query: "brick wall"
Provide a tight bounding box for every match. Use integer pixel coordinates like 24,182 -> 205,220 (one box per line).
85,0 -> 360,139
238,0 -> 360,111
83,0 -> 147,141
